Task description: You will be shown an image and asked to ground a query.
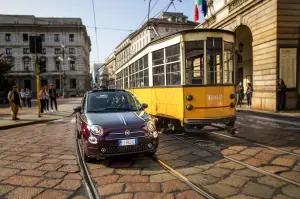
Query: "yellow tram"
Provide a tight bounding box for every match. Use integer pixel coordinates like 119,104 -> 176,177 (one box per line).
114,29 -> 237,135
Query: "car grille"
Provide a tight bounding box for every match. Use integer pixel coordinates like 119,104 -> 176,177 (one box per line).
106,144 -> 149,154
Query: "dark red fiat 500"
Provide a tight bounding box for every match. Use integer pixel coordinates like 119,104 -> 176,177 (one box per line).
74,89 -> 159,162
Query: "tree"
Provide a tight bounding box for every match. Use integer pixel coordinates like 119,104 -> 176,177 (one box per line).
0,53 -> 15,104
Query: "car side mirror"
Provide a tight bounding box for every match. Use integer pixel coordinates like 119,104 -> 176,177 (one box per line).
73,105 -> 82,113
141,103 -> 148,109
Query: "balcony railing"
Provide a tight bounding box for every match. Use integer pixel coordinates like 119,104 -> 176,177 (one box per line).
228,0 -> 250,12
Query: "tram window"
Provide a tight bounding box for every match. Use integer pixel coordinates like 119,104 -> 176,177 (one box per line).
144,69 -> 149,86
152,49 -> 164,65
166,44 -> 180,63
144,55 -> 148,68
153,66 -> 165,86
139,58 -> 143,70
206,38 -> 223,85
167,63 -> 181,85
185,41 -> 204,85
224,42 -> 234,84
124,68 -> 128,89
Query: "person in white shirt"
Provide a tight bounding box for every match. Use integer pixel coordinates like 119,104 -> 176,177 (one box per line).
20,89 -> 26,107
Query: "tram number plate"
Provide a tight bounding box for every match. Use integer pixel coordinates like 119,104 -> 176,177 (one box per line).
208,94 -> 223,101
118,139 -> 137,146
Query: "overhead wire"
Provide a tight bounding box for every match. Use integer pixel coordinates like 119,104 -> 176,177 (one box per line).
137,0 -> 161,29
91,0 -> 100,63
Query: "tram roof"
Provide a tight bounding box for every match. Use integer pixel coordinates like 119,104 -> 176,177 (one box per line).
151,28 -> 235,44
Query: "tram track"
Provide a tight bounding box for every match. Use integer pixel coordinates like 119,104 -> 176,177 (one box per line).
166,132 -> 300,188
211,131 -> 300,158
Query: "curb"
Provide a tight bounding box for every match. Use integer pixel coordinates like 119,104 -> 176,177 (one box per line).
0,113 -> 75,130
0,119 -> 56,130
238,109 -> 300,122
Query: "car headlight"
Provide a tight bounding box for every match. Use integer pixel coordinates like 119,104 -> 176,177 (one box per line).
88,125 -> 104,136
146,121 -> 156,132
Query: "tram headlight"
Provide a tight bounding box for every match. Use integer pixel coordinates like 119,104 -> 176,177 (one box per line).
186,104 -> 193,111
230,103 -> 235,108
230,94 -> 235,99
186,95 -> 193,101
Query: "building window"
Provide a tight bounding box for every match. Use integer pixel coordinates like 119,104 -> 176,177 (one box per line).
5,33 -> 11,42
55,61 -> 60,71
23,57 -> 30,72
70,79 -> 76,89
6,48 -> 12,55
40,34 -> 45,42
23,48 -> 30,54
23,33 -> 29,42
69,34 -> 74,42
54,34 -> 60,42
166,44 -> 181,85
42,48 -> 46,54
55,48 -> 61,54
70,60 -> 75,70
165,25 -> 169,32
69,48 -> 75,54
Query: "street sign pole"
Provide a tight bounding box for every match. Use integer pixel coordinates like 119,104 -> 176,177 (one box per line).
35,56 -> 41,117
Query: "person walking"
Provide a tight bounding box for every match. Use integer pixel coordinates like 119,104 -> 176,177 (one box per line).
20,89 -> 26,108
236,82 -> 243,108
49,84 -> 58,112
40,87 -> 46,114
44,85 -> 50,113
277,78 -> 287,112
7,86 -> 22,120
25,88 -> 32,108
246,83 -> 253,108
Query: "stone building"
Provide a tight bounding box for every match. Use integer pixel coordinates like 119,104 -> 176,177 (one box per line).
198,0 -> 300,111
105,12 -> 198,87
0,14 -> 91,97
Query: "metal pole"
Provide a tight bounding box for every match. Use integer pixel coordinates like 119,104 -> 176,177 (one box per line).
62,46 -> 65,98
35,56 -> 41,117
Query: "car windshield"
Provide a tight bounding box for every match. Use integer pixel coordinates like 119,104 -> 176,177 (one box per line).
87,91 -> 142,113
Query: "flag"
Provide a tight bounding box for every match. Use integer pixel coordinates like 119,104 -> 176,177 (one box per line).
194,0 -> 201,22
202,0 -> 208,17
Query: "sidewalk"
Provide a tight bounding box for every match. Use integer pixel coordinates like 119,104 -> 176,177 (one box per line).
0,98 -> 81,130
237,105 -> 300,121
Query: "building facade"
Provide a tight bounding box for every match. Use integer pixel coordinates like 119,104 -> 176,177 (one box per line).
198,0 -> 300,111
104,12 -> 198,87
0,15 -> 91,97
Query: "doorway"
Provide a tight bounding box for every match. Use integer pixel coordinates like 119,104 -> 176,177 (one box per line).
24,80 -> 31,90
41,79 -> 48,87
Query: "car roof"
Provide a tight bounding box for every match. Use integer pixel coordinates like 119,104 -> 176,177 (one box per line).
88,88 -> 127,94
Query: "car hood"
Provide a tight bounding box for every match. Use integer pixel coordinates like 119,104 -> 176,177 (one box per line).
85,111 -> 151,128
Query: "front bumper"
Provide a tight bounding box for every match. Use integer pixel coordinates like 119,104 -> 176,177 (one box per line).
84,137 -> 159,158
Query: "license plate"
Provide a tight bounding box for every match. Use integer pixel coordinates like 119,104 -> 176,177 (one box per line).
118,139 -> 137,146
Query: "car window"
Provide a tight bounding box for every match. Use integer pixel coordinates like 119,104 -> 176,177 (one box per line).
87,91 -> 142,113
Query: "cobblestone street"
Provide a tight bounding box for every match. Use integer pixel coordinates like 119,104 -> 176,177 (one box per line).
1,109 -> 300,199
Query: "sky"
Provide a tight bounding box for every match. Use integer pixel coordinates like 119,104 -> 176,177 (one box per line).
1,0 -> 204,66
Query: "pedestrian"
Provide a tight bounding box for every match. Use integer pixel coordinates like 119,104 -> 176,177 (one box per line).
20,88 -> 26,108
44,85 -> 50,113
7,86 -> 23,120
49,84 -> 58,112
25,88 -> 32,108
40,87 -> 46,114
246,83 -> 253,108
236,82 -> 243,108
277,78 -> 287,112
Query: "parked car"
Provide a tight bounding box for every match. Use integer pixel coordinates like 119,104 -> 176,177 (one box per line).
74,89 -> 159,162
